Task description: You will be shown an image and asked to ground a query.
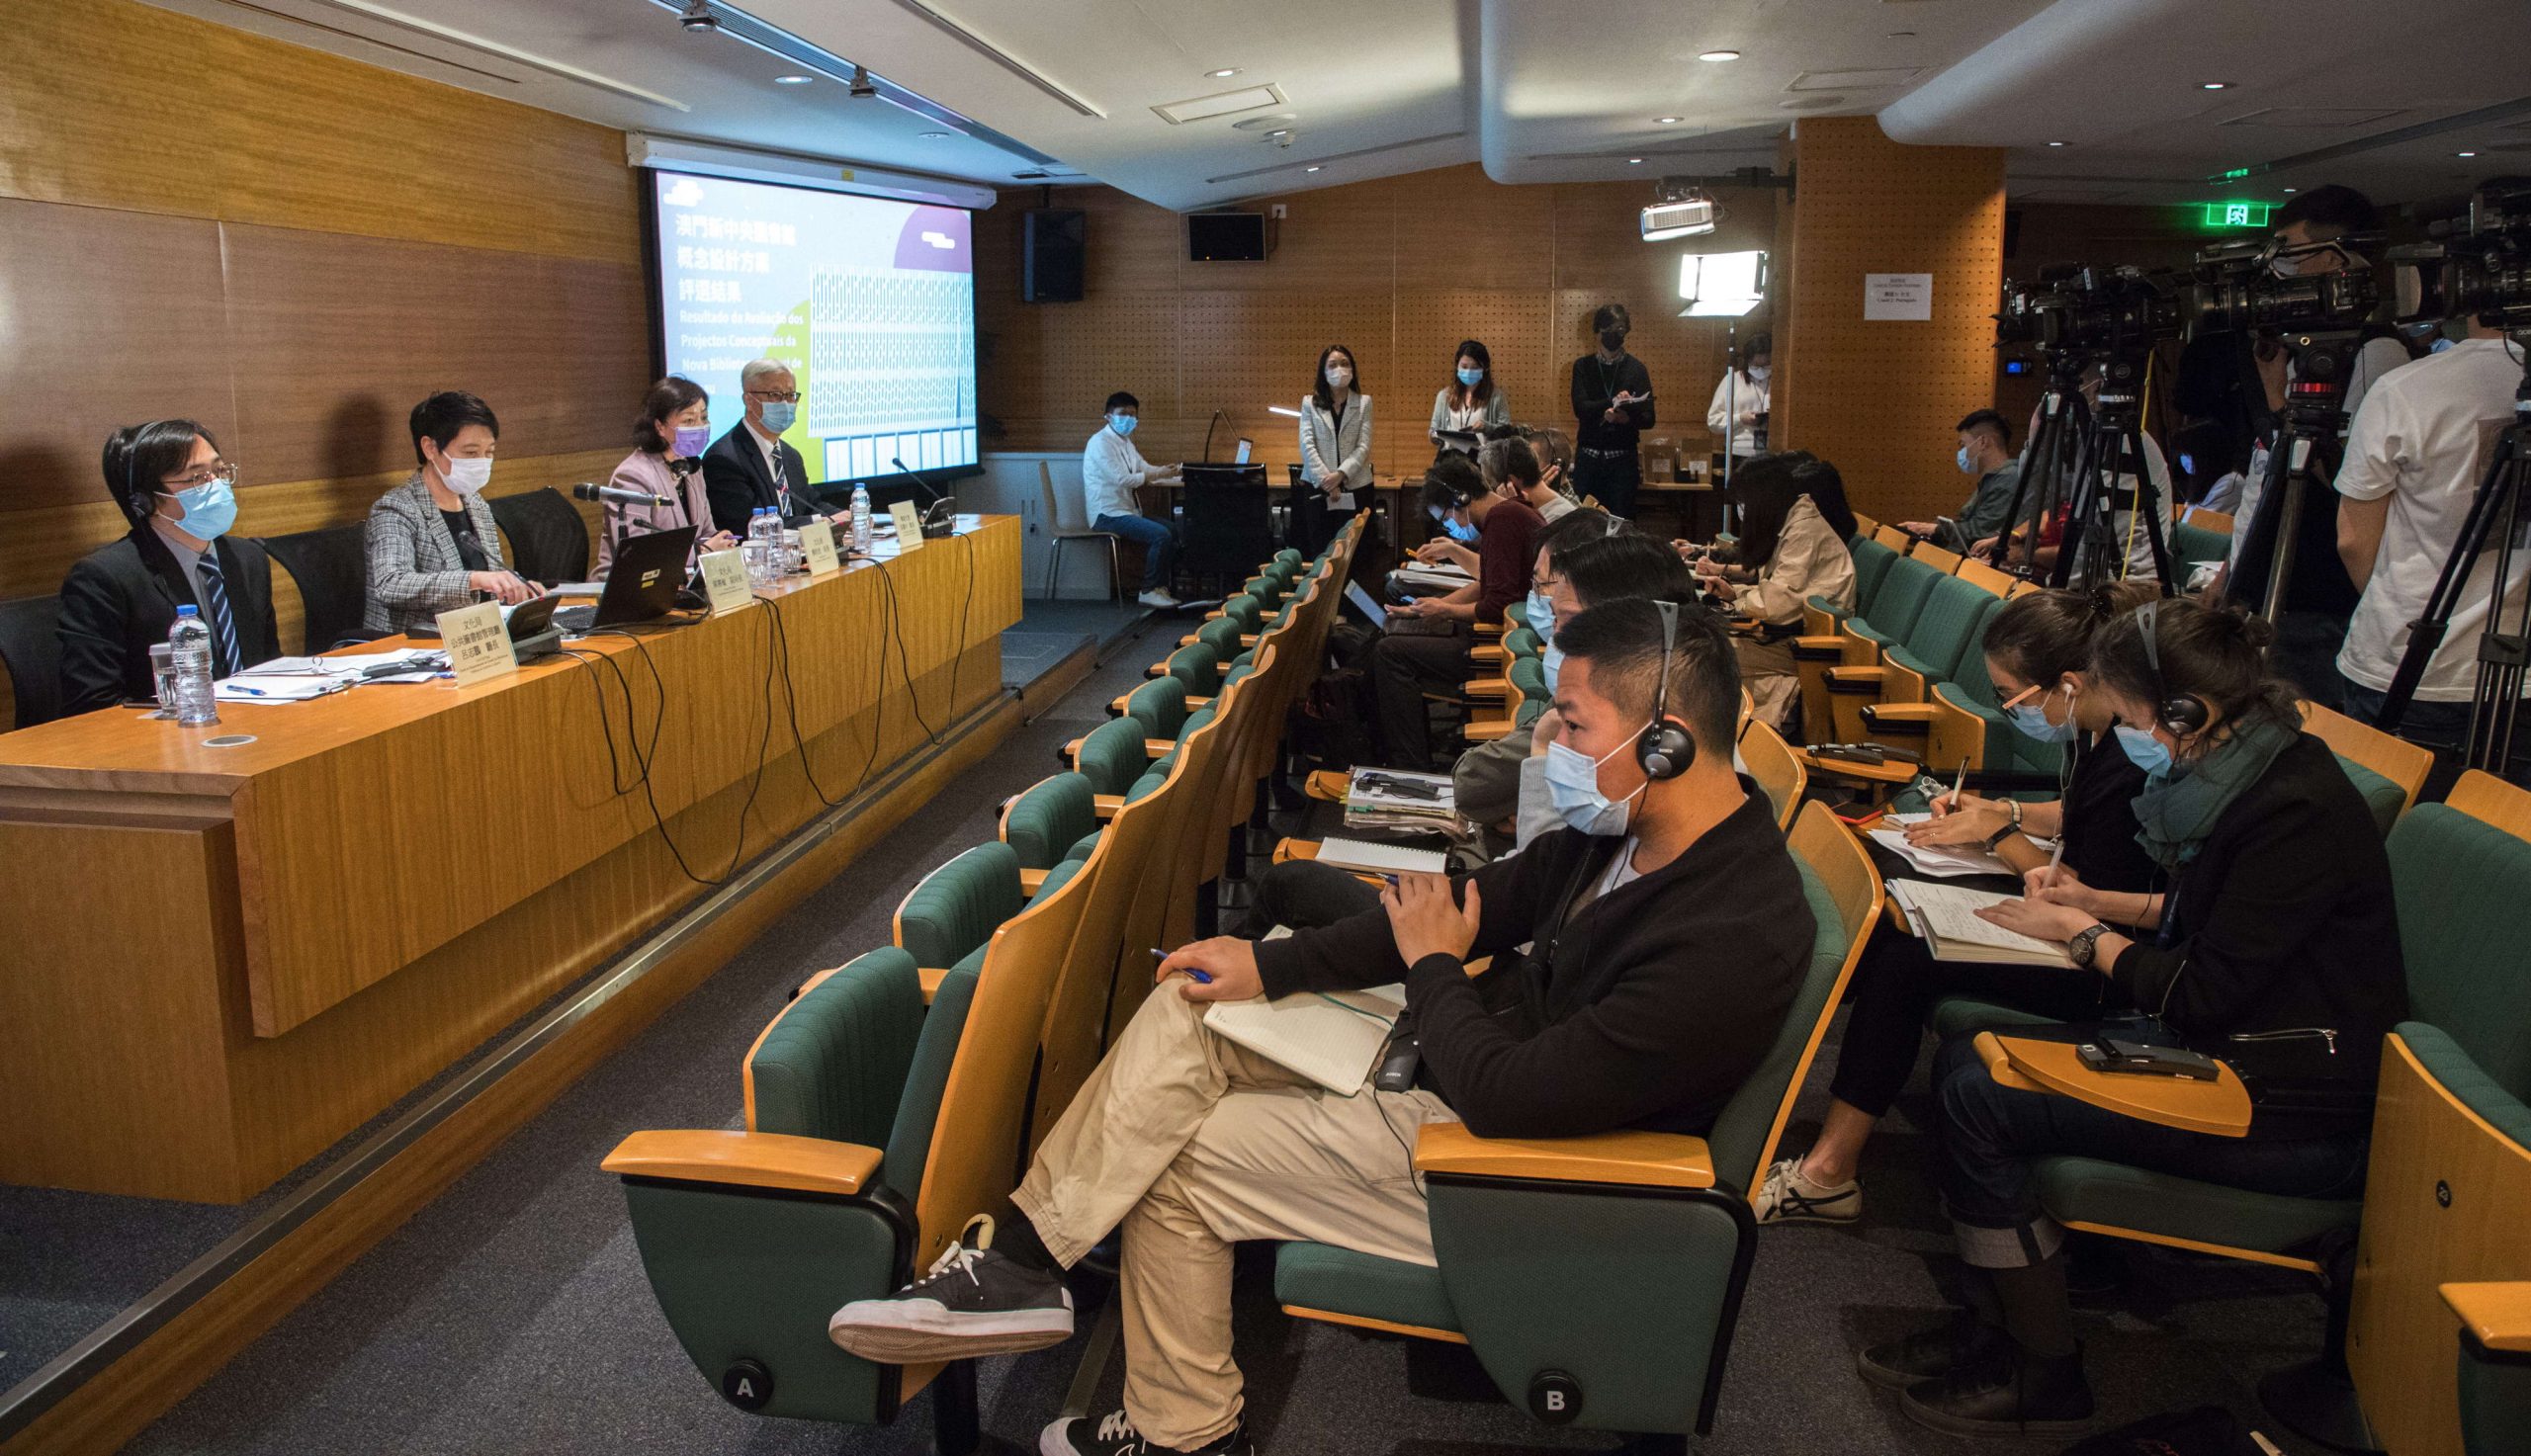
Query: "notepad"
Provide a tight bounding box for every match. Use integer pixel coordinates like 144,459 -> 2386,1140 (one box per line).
1888,882 -> 2075,967
1202,983 -> 1407,1095
1866,814 -> 2017,880
1313,837 -> 1447,877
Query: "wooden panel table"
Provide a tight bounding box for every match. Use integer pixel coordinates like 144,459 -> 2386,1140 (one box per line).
0,517 -> 1020,1202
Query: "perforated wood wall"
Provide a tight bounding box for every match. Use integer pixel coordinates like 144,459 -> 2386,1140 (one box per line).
1774,117 -> 2007,525
975,164 -> 1780,479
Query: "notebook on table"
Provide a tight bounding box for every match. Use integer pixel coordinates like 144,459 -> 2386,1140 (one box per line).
1313,836 -> 1447,877
1887,882 -> 2075,967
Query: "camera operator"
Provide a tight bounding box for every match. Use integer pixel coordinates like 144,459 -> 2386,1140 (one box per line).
2212,185 -> 2416,709
2333,296 -> 2527,793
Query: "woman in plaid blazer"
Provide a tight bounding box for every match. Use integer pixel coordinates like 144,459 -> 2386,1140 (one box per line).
363,391 -> 542,637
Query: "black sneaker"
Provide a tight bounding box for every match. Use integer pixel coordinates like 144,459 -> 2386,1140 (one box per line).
828,1215 -> 1074,1364
1039,1411 -> 1253,1456
1857,1314 -> 2005,1391
1899,1342 -> 2096,1436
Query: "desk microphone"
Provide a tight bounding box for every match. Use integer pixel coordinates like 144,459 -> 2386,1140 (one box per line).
572,481 -> 675,508
890,456 -> 957,532
1200,408 -> 1226,464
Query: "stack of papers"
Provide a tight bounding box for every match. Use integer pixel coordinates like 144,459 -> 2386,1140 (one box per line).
216,672 -> 354,704
1344,769 -> 1464,837
1866,813 -> 2018,880
1887,882 -> 2074,967
217,649 -> 448,703
1313,836 -> 1447,877
1392,564 -> 1474,595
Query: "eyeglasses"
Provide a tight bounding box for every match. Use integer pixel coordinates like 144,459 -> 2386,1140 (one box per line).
162,463 -> 240,491
747,389 -> 803,403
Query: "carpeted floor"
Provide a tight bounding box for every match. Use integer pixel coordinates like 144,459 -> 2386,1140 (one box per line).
120,626 -> 2339,1455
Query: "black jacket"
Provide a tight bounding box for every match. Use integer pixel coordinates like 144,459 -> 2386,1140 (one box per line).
57,526 -> 281,717
1256,782 -> 1814,1139
2108,731 -> 2407,1126
701,423 -> 816,535
1570,352 -> 1655,454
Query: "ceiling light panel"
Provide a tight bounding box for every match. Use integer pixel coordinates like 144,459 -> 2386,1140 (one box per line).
1787,67 -> 1922,91
1152,83 -> 1287,125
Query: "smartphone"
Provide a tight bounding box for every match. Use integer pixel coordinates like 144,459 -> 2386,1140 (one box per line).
2076,1038 -> 2220,1080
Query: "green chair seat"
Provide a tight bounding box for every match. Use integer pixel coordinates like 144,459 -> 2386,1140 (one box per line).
2034,1156 -> 2361,1256
2400,1022 -> 2531,1155
2336,754 -> 2403,839
1273,1242 -> 1460,1334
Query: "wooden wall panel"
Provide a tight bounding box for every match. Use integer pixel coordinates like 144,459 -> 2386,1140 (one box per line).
1776,117 -> 2007,524
0,0 -> 651,607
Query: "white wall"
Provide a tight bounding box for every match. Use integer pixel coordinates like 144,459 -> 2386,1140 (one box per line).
965,450 -> 1135,600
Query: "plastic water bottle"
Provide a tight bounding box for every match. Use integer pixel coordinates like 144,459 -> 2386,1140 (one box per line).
850,483 -> 873,555
167,605 -> 219,727
744,508 -> 774,586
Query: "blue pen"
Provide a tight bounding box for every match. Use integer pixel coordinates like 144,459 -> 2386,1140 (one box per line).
1152,947 -> 1211,984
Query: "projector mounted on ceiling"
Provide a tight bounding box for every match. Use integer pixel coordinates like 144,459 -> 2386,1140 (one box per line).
1642,180 -> 1720,242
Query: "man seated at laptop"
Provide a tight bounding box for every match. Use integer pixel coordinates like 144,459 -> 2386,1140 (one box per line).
1900,409 -> 2026,549
829,599 -> 1816,1456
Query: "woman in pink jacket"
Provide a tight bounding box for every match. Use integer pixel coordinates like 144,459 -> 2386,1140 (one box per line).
598,377 -> 738,574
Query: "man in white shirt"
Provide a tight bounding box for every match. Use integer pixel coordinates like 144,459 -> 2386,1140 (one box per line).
1083,390 -> 1185,608
2334,317 -> 2527,789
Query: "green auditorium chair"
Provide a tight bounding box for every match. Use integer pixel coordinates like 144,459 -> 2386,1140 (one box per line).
891,842 -> 1091,1001
1828,571 -> 2004,748
1114,675 -> 1189,741
2442,1283 -> 2531,1456
1269,802 -> 1879,1447
1000,772 -> 1099,889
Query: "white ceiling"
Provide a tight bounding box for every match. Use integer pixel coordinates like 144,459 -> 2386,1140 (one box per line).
146,0 -> 2531,214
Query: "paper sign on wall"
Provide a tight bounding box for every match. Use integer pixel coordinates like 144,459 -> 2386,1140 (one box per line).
696,548 -> 755,614
888,501 -> 925,551
1864,273 -> 1934,321
437,600 -> 517,687
798,518 -> 841,577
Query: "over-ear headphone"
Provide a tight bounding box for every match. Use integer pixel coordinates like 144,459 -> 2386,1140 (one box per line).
2134,599 -> 2210,738
1636,599 -> 1698,780
121,425 -> 151,521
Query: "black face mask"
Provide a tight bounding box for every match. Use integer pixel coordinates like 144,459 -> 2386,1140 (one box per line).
1598,330 -> 1627,353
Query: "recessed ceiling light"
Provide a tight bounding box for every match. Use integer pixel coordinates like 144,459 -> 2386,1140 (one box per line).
1699,49 -> 1741,62
1656,116 -> 1683,125
774,74 -> 813,85
1305,165 -> 1322,173
1627,157 -> 1644,164
1207,67 -> 1240,78
2047,140 -> 2067,147
2201,81 -> 2231,90
917,130 -> 951,139
2282,186 -> 2299,193
1266,128 -> 1290,138
2457,150 -> 2480,157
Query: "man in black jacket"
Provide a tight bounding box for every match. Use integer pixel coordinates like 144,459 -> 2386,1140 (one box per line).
702,358 -> 827,534
1569,303 -> 1654,519
829,599 -> 1816,1456
58,419 -> 281,717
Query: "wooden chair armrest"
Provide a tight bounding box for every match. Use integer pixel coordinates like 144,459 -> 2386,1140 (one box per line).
1826,665 -> 1889,692
1093,794 -> 1125,820
1472,620 -> 1504,639
1793,748 -> 1918,785
1463,676 -> 1511,699
916,966 -> 952,1002
1462,720 -> 1519,742
1791,635 -> 1849,659
1305,770 -> 1350,803
1147,662 -> 1170,677
1863,703 -> 1938,725
1970,1031 -> 2051,1093
1178,634 -> 1200,647
1146,738 -> 1177,758
1273,837 -> 1319,864
1468,644 -> 1509,666
602,1129 -> 883,1196
1018,867 -> 1050,895
2443,1282 -> 2531,1353
1413,1123 -> 1715,1189
1242,634 -> 1261,648
1979,1032 -> 2252,1138
1184,695 -> 1213,709
1110,693 -> 1135,716
1064,736 -> 1086,766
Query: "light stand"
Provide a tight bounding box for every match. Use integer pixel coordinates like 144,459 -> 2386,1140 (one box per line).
1680,249 -> 1769,540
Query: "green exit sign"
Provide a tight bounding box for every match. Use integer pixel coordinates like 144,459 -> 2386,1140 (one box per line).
2222,168 -> 2252,180
2201,201 -> 2272,228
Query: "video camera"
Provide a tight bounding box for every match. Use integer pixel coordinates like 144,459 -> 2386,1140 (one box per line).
1996,236 -> 2384,359
1994,263 -> 2185,356
2390,182 -> 2531,330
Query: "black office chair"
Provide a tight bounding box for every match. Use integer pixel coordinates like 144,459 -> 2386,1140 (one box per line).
0,593 -> 65,731
490,486 -> 591,584
259,523 -> 375,651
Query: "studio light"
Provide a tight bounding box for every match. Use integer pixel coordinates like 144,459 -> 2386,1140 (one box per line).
1679,249 -> 1768,317
1642,181 -> 1719,241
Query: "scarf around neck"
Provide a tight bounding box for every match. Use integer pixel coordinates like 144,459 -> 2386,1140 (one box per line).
2132,716 -> 2299,869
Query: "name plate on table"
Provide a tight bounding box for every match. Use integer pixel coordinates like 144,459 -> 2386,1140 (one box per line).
798,518 -> 842,577
437,600 -> 517,687
696,547 -> 754,614
888,501 -> 925,551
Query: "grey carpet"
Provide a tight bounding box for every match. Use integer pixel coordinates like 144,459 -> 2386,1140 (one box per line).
120,633 -> 2338,1454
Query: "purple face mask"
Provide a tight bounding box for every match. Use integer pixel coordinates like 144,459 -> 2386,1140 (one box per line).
672,424 -> 711,457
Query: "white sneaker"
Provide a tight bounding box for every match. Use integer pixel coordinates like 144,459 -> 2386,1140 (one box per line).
1754,1156 -> 1862,1225
1137,589 -> 1183,609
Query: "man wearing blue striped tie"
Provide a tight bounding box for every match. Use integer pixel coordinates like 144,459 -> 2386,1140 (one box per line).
57,420 -> 282,718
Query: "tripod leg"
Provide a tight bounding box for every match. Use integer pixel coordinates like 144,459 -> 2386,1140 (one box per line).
2377,431 -> 2524,731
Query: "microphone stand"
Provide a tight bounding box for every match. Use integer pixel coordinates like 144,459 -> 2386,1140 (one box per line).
890,456 -> 955,536
1201,409 -> 1226,466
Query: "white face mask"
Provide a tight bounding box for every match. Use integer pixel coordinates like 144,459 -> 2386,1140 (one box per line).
1747,364 -> 1771,383
440,457 -> 493,495
1325,365 -> 1353,388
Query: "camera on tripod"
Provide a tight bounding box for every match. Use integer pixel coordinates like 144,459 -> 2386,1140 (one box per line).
1994,264 -> 2185,358
2187,236 -> 2383,340
2389,182 -> 2531,331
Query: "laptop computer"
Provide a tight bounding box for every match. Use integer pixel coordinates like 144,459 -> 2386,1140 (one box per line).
554,526 -> 699,635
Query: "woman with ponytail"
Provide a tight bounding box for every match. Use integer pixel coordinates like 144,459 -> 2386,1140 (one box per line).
1759,583 -> 2160,1229
1871,596 -> 2406,1434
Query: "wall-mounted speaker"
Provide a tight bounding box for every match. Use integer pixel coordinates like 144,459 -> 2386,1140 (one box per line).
1021,209 -> 1086,302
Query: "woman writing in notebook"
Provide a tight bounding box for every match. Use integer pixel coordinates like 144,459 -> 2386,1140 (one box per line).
1756,583 -> 2162,1229
1860,597 -> 2407,1434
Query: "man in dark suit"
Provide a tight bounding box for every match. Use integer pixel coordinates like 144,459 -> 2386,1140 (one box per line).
58,419 -> 282,716
703,358 -> 827,533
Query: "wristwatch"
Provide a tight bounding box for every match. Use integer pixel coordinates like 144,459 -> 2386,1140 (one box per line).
2067,922 -> 2112,970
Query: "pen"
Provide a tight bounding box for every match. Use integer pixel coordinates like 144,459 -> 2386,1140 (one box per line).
1948,755 -> 1968,814
1152,947 -> 1211,985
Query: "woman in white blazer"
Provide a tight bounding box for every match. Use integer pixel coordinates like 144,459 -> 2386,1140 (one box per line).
1298,343 -> 1373,556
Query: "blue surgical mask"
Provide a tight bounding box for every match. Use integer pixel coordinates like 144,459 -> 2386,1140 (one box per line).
1526,590 -> 1556,647
161,478 -> 237,540
1443,516 -> 1479,545
1543,733 -> 1640,836
1110,413 -> 1138,437
2007,689 -> 2077,744
1456,366 -> 1484,387
759,400 -> 797,433
1541,642 -> 1563,695
1956,445 -> 1977,475
2115,724 -> 2174,780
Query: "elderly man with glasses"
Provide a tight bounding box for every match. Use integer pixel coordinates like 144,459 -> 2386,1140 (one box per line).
703,358 -> 838,534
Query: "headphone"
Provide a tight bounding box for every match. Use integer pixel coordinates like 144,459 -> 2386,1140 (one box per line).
1635,599 -> 1699,780
121,424 -> 153,521
2133,599 -> 2211,738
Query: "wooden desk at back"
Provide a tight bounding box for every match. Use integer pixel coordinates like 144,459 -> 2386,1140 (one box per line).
0,517 -> 1021,1202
